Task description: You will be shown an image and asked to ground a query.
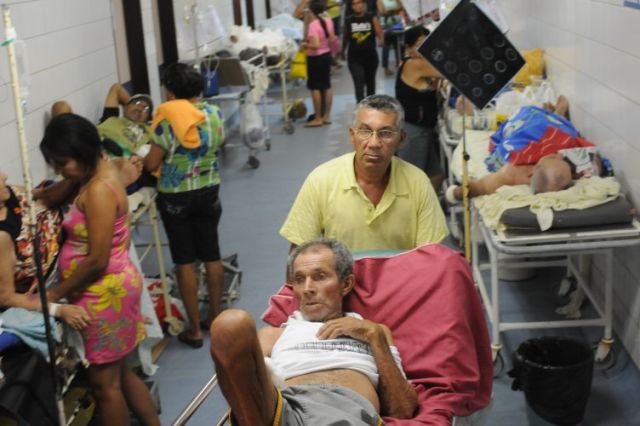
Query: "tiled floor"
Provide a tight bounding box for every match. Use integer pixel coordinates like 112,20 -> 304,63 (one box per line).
145,62 -> 640,426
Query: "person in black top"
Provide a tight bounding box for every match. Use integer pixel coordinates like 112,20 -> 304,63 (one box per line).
342,0 -> 384,102
394,25 -> 444,192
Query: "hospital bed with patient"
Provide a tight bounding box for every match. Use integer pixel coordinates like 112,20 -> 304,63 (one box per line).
172,244 -> 493,425
438,92 -> 640,369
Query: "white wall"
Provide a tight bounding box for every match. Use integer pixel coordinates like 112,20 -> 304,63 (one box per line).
0,0 -> 118,183
140,0 -> 162,106
173,0 -> 270,61
498,0 -> 640,366
174,0 -> 234,60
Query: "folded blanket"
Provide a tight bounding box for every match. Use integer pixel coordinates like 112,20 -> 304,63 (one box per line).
475,176 -> 621,231
0,308 -> 60,360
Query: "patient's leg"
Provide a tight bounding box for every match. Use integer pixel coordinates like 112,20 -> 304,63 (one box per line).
210,309 -> 278,426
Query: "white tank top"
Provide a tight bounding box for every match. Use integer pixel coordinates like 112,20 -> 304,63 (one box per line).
270,311 -> 405,387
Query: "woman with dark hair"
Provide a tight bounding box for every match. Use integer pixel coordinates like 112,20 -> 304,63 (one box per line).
39,113 -> 160,426
395,25 -> 444,192
143,63 -> 225,348
343,0 -> 383,102
302,0 -> 337,127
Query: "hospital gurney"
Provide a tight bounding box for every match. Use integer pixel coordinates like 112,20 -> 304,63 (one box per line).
202,56 -> 270,169
172,244 -> 493,425
471,200 -> 640,373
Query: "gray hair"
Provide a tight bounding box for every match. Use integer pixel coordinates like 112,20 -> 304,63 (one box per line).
353,94 -> 405,129
287,238 -> 354,283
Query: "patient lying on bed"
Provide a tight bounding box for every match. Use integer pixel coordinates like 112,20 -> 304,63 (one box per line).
210,238 -> 417,425
446,96 -> 612,203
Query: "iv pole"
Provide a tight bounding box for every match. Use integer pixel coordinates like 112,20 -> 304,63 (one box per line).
2,5 -> 66,425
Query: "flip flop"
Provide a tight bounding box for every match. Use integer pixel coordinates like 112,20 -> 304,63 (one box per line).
177,331 -> 203,349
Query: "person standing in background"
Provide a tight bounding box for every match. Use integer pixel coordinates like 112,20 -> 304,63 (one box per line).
343,0 -> 384,102
302,0 -> 337,127
395,26 -> 444,192
143,63 -> 226,349
377,0 -> 406,76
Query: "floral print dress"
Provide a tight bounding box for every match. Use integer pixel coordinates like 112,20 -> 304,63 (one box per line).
58,182 -> 145,364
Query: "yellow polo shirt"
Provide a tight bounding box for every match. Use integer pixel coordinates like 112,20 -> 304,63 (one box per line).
280,153 -> 448,251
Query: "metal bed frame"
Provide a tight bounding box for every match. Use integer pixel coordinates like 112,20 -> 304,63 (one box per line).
471,205 -> 640,369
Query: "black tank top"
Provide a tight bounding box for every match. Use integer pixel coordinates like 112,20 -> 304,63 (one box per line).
0,187 -> 21,244
395,57 -> 438,128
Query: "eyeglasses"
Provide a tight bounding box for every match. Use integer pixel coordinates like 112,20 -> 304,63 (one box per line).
131,101 -> 151,113
354,128 -> 399,142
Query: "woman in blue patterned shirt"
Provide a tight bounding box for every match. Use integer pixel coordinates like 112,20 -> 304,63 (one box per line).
144,63 -> 225,348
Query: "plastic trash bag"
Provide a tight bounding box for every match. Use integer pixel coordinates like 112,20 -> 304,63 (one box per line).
242,102 -> 266,149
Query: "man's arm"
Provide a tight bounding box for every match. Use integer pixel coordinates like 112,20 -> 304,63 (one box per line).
104,83 -> 131,108
317,317 -> 418,418
143,143 -> 166,172
293,0 -> 308,20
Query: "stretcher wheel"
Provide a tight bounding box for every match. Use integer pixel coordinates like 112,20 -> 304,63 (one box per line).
247,156 -> 260,169
166,317 -> 185,336
283,122 -> 295,135
493,351 -> 505,377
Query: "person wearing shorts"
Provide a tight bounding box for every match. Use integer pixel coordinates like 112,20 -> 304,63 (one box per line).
210,239 -> 418,425
303,0 -> 337,127
144,63 -> 225,348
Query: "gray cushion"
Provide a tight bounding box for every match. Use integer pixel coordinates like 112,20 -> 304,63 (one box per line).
500,197 -> 635,229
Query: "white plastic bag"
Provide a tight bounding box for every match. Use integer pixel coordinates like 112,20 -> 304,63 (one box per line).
242,102 -> 265,149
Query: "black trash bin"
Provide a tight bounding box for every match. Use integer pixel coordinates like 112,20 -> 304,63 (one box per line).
509,336 -> 594,426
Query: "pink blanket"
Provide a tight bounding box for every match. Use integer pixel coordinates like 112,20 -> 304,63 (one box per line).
261,244 -> 493,425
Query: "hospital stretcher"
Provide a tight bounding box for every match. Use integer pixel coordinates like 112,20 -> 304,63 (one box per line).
202,55 -> 270,169
172,244 -> 494,425
471,203 -> 640,371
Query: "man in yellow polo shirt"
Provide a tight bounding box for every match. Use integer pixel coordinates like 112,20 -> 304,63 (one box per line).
280,94 -> 448,251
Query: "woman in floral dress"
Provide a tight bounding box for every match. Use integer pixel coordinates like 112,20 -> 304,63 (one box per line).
40,113 -> 159,426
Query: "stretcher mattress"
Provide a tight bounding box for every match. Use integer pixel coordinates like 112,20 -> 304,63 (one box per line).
500,196 -> 635,230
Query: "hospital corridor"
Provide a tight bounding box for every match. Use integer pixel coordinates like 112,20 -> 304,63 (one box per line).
1,0 -> 640,425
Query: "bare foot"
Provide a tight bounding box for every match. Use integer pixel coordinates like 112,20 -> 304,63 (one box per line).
305,120 -> 324,128
553,95 -> 570,119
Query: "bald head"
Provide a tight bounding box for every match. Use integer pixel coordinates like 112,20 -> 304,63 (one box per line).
530,155 -> 573,194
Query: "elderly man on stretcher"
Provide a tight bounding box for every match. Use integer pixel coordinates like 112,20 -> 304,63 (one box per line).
445,96 -> 614,204
210,238 -> 418,425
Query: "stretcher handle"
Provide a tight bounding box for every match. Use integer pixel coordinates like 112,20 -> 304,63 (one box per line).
171,374 -> 219,426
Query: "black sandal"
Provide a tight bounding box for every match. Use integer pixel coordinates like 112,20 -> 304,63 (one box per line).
177,331 -> 203,349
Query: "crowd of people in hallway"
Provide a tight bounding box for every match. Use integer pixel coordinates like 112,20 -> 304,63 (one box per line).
1,1 -> 626,424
